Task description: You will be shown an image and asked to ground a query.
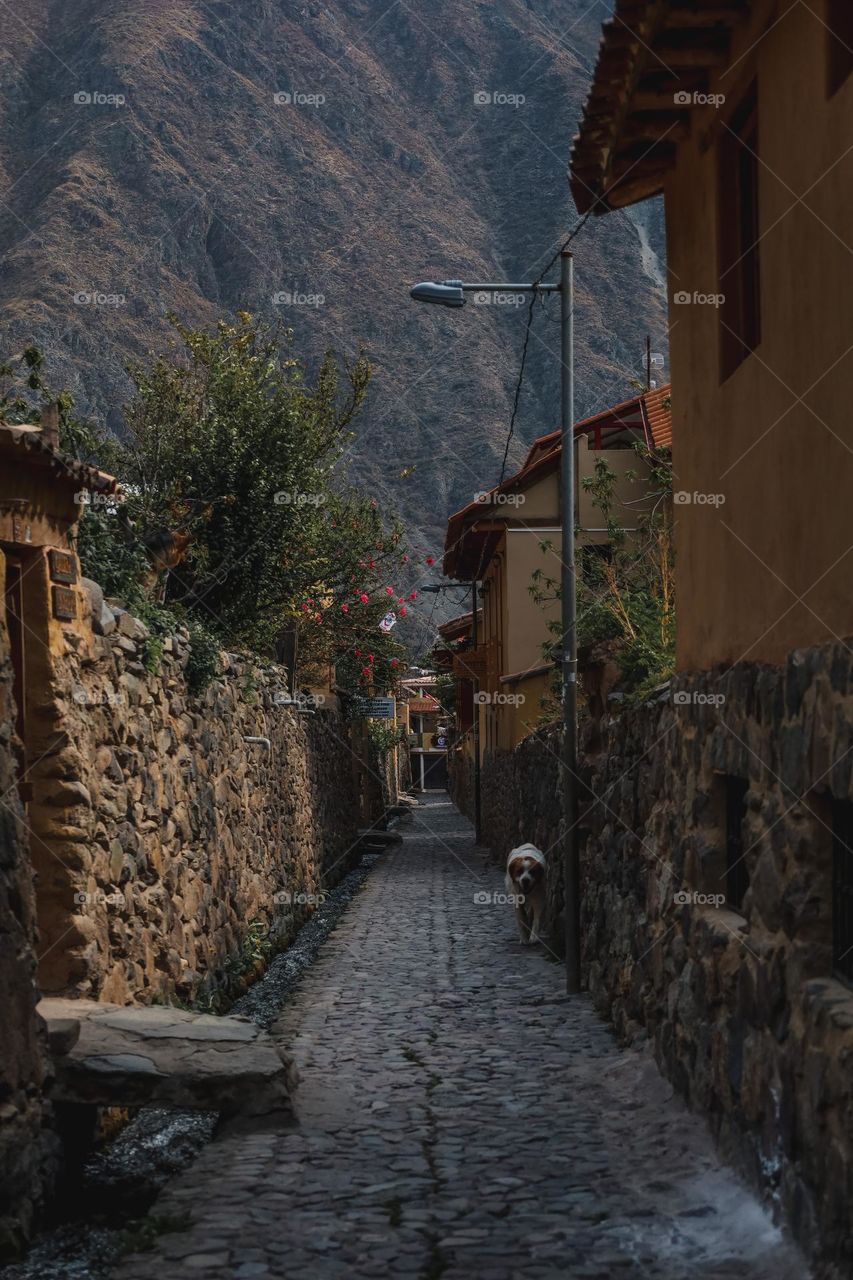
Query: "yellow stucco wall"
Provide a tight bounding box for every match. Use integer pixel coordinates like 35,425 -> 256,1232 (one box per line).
664,0 -> 853,669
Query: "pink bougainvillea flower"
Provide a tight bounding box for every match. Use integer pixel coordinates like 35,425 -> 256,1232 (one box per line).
386,586 -> 394,595
355,648 -> 362,656
402,555 -> 409,563
368,654 -> 374,664
399,607 -> 408,617
361,666 -> 371,676
409,591 -> 417,599
360,593 -> 369,603
425,556 -> 434,566
341,603 -> 349,613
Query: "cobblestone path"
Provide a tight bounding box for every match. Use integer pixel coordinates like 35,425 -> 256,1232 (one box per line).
117,795 -> 808,1280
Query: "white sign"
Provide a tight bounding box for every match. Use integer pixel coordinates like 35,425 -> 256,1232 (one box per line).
355,696 -> 396,720
379,611 -> 397,633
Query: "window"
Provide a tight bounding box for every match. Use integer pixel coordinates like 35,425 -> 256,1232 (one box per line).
718,83 -> 761,379
827,0 -> 853,97
832,798 -> 853,985
725,776 -> 750,911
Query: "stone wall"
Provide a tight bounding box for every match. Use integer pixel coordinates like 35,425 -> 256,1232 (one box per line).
477,643 -> 853,1271
30,590 -> 362,1006
0,573 -> 58,1257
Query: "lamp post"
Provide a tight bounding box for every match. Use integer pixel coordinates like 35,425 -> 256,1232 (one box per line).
410,252 -> 580,994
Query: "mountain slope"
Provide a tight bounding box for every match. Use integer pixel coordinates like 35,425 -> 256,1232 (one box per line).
0,0 -> 667,573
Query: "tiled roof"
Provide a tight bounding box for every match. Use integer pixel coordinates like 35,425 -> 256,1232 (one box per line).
0,421 -> 118,494
570,1 -> 748,215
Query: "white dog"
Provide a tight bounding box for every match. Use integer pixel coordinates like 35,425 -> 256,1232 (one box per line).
505,844 -> 547,945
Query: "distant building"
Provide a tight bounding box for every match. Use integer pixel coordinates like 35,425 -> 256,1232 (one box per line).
443,387 -> 672,755
398,670 -> 450,790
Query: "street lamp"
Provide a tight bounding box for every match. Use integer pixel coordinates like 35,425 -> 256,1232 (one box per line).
410,252 -> 580,994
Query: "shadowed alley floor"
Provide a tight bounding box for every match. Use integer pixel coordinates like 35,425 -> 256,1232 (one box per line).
115,795 -> 808,1280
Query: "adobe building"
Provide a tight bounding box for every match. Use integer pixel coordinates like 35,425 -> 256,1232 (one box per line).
558,1 -> 853,1264
0,411 -> 117,1251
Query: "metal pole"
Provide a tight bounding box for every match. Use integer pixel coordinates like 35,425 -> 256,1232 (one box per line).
560,249 -> 580,994
471,578 -> 482,842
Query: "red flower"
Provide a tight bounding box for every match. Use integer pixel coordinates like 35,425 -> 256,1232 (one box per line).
400,607 -> 408,617
410,591 -> 417,599
368,654 -> 374,664
386,586 -> 394,595
391,658 -> 399,668
361,666 -> 371,676
425,556 -> 434,566
360,593 -> 369,603
341,604 -> 349,613
402,555 -> 409,563
355,648 -> 362,656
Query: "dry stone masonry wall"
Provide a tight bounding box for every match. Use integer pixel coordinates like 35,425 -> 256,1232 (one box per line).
34,591 -> 362,1005
464,642 -> 853,1272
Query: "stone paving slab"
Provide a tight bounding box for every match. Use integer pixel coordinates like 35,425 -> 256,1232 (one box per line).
39,998 -> 297,1118
114,796 -> 810,1279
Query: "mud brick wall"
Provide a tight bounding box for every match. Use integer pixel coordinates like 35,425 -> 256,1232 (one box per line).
31,599 -> 361,1006
477,642 -> 853,1271
0,559 -> 58,1257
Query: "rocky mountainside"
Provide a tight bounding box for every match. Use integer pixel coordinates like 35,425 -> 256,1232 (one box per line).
0,0 -> 667,576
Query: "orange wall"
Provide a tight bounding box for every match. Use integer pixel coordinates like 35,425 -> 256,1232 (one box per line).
664,0 -> 853,669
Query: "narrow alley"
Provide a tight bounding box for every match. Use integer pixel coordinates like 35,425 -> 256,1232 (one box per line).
116,796 -> 807,1280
